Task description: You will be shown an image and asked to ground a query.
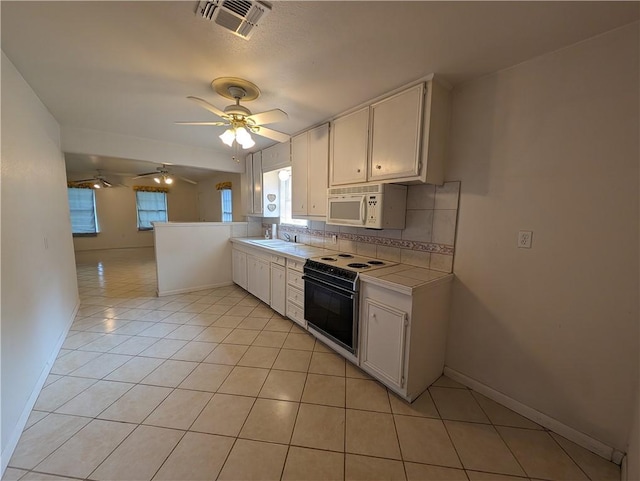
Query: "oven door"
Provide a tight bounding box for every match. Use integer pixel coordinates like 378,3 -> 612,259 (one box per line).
303,275 -> 358,354
326,195 -> 366,227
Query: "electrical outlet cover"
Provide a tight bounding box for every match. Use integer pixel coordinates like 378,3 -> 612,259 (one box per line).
518,230 -> 533,248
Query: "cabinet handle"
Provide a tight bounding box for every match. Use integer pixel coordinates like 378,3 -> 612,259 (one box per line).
356,169 -> 361,173
376,165 -> 382,170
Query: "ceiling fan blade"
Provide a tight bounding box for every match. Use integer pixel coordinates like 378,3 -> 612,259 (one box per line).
132,172 -> 158,179
69,177 -> 97,183
175,121 -> 228,126
178,176 -> 198,185
254,126 -> 291,143
246,109 -> 288,126
187,96 -> 228,119
101,179 -> 113,188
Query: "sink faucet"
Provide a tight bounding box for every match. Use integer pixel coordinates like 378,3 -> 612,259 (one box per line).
265,228 -> 270,239
283,233 -> 291,242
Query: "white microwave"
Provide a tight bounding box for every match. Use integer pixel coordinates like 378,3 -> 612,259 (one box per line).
326,183 -> 407,229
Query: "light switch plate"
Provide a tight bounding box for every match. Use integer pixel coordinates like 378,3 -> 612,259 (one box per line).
518,230 -> 533,249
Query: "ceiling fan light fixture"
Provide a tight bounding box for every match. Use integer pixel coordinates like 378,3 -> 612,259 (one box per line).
164,176 -> 173,185
236,126 -> 255,149
220,128 -> 236,147
154,177 -> 161,184
93,183 -> 101,189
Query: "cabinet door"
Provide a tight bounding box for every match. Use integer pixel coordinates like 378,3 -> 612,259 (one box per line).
252,152 -> 263,214
247,254 -> 270,304
262,141 -> 291,171
369,83 -> 424,181
330,107 -> 368,186
232,249 -> 247,290
270,264 -> 286,315
361,298 -> 408,389
307,123 -> 329,216
291,132 -> 308,216
245,155 -> 255,215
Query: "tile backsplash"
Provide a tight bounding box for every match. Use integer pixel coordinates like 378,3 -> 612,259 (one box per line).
271,181 -> 460,273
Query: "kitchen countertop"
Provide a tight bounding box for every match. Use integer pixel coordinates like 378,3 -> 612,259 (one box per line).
230,237 -> 453,293
230,237 -> 338,261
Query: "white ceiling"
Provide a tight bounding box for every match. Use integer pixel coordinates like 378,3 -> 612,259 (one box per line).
2,1 -> 637,178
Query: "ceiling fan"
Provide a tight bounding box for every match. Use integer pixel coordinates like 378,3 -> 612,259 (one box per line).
177,77 -> 290,150
68,171 -> 121,189
132,165 -> 197,185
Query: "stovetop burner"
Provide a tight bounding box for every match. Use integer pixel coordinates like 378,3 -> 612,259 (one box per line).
306,253 -> 397,274
347,263 -> 370,269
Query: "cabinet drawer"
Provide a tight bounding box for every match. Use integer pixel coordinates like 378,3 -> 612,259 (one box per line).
271,254 -> 286,266
287,284 -> 304,308
287,259 -> 304,272
286,300 -> 306,328
287,269 -> 305,289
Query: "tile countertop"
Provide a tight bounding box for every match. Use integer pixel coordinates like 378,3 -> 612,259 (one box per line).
359,264 -> 453,296
230,237 -> 453,294
229,237 -> 337,261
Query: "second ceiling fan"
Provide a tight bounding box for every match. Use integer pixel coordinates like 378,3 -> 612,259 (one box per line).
132,165 -> 197,185
177,77 -> 290,150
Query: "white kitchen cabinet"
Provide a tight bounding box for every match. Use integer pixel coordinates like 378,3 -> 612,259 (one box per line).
368,83 -> 424,181
249,151 -> 263,215
232,248 -> 247,290
361,298 -> 408,389
292,123 -> 329,217
247,254 -> 270,304
330,107 -> 369,186
359,275 -> 452,401
261,141 -> 291,172
329,76 -> 451,187
270,255 -> 286,316
291,132 -> 308,216
286,258 -> 306,327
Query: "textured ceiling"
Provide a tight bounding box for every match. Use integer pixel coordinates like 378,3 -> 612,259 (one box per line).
2,1 -> 637,176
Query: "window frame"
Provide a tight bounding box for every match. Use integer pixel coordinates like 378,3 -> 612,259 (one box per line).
67,187 -> 99,237
221,188 -> 233,222
135,190 -> 168,231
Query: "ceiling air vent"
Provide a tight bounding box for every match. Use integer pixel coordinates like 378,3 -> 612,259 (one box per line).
196,0 -> 272,40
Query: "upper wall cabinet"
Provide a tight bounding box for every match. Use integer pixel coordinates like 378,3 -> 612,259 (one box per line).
329,77 -> 451,186
245,151 -> 263,216
369,83 -> 424,181
262,141 -> 291,172
292,123 -> 330,218
330,107 -> 369,186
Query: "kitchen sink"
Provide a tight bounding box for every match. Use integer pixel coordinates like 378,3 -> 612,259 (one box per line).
248,239 -> 291,247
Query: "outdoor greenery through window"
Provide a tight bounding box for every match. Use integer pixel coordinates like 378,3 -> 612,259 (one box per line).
135,191 -> 167,230
221,189 -> 233,222
68,187 -> 99,235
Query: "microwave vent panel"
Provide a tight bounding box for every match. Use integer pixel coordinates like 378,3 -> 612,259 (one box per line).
196,0 -> 272,39
328,185 -> 382,195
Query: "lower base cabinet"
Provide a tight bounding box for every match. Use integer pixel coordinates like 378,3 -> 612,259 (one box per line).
286,259 -> 306,327
246,254 -> 270,305
270,263 -> 286,316
359,277 -> 452,401
232,249 -> 247,290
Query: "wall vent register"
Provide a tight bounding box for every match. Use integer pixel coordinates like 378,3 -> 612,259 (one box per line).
196,0 -> 272,39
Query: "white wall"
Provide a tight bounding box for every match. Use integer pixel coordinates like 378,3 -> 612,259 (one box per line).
1,52 -> 79,472
445,22 -> 639,454
196,173 -> 243,222
71,176 -> 198,251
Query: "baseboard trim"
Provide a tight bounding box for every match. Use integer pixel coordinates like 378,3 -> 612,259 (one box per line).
157,281 -> 234,297
443,366 -> 623,464
1,299 -> 80,476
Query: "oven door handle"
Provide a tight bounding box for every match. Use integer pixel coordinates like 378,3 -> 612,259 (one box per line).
302,275 -> 356,298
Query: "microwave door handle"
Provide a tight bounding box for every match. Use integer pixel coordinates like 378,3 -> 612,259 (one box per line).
360,197 -> 366,226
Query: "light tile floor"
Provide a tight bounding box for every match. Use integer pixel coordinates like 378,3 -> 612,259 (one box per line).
5,248 -> 621,481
